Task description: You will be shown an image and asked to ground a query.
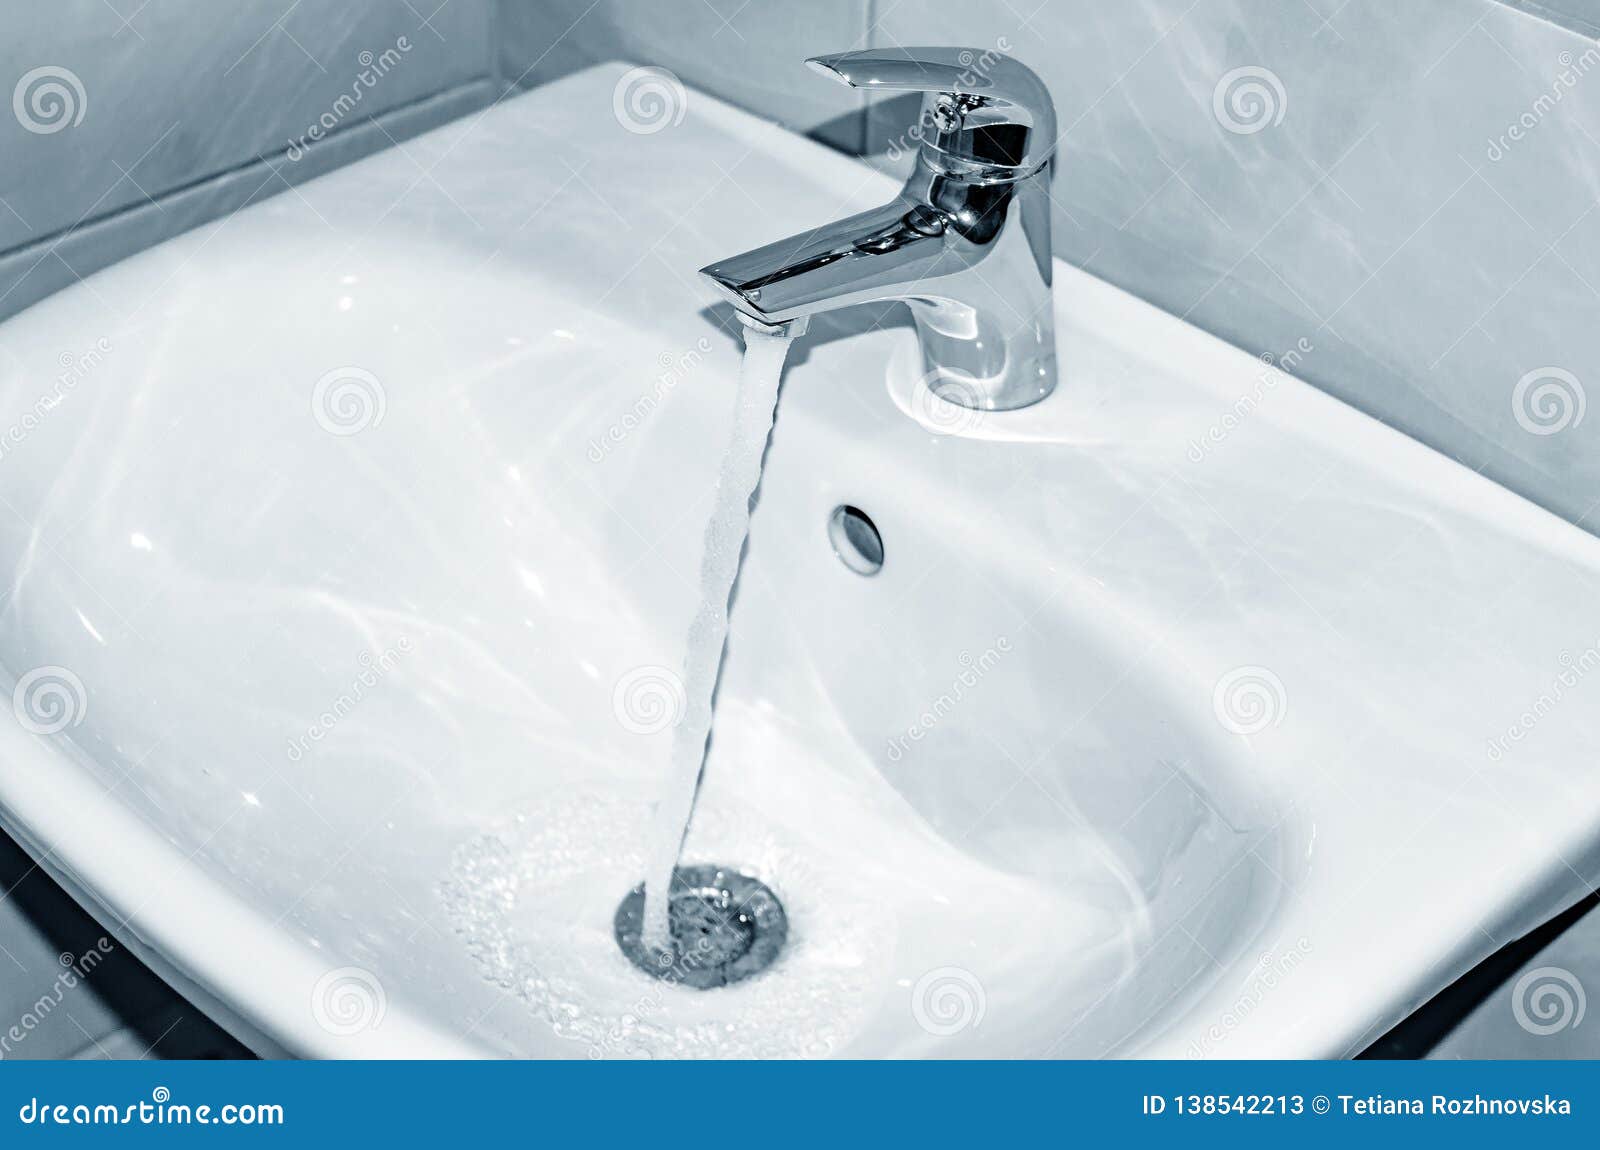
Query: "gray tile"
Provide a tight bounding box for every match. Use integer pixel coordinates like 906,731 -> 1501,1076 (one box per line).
0,81 -> 494,322
865,0 -> 1600,530
495,0 -> 872,149
1502,0 -> 1600,37
0,830 -> 248,1060
1431,901 -> 1600,1058
0,1 -> 494,254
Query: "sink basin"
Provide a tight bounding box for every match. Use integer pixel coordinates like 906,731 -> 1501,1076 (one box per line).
2,62 -> 1599,1059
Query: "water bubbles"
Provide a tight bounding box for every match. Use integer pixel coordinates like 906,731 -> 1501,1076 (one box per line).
439,790 -> 888,1058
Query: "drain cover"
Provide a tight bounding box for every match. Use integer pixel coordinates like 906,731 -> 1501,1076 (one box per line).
613,864 -> 787,989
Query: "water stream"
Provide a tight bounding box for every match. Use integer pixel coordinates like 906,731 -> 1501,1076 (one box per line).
640,325 -> 796,952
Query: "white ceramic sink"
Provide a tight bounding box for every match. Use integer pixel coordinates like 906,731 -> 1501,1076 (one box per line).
2,63 -> 1599,1059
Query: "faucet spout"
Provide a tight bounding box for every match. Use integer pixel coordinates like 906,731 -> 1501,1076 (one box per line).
698,48 -> 1060,412
700,198 -> 951,325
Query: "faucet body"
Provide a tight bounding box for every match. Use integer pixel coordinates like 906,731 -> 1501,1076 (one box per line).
700,49 -> 1059,411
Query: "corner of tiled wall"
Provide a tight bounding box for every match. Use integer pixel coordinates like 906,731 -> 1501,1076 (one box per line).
857,0 -> 1600,533
0,1 -> 501,324
493,0 -> 875,151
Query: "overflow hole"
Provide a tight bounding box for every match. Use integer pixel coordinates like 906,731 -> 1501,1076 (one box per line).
827,505 -> 883,576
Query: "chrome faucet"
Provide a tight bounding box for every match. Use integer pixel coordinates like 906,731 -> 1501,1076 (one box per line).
700,48 -> 1059,411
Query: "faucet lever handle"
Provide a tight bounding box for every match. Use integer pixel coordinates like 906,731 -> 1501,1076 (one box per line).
806,47 -> 1056,173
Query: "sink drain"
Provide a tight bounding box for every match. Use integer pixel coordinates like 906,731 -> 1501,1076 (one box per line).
613,864 -> 787,989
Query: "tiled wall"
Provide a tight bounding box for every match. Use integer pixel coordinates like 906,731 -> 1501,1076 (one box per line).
1504,1 -> 1600,36
502,0 -> 1600,537
0,0 -> 497,321
495,0 -> 872,148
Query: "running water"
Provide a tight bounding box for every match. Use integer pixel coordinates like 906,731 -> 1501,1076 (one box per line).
640,325 -> 796,953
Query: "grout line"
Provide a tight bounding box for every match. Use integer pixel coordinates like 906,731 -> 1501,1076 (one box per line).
486,0 -> 502,93
0,77 -> 496,277
1492,0 -> 1600,40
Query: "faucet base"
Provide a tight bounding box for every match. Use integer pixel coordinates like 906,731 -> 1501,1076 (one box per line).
910,299 -> 1057,412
